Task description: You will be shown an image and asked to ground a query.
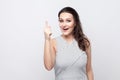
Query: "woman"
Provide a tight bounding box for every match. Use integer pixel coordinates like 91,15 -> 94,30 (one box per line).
44,7 -> 94,80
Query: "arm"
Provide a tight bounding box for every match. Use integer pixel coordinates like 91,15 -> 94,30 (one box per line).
43,22 -> 56,71
86,41 -> 94,80
44,38 -> 56,71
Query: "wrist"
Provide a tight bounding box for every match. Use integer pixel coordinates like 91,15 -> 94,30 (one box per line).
45,36 -> 51,41
44,33 -> 52,40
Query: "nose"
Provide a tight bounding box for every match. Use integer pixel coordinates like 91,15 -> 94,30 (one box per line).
61,22 -> 67,27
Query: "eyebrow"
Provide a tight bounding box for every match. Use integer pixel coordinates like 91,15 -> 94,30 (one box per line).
59,18 -> 72,20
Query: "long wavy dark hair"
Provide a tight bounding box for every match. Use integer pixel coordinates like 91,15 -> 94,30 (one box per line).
58,7 -> 90,51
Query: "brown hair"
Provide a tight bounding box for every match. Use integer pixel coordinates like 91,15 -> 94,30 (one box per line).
58,7 -> 90,51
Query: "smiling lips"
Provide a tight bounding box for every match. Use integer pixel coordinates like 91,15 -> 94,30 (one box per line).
63,28 -> 69,31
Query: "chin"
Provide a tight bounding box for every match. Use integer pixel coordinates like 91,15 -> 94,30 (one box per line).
62,32 -> 71,36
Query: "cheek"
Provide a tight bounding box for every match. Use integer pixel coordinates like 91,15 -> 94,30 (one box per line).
59,25 -> 62,29
69,23 -> 75,29
59,23 -> 62,28
69,27 -> 74,32
69,21 -> 76,27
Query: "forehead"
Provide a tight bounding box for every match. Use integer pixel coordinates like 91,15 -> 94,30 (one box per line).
59,12 -> 74,19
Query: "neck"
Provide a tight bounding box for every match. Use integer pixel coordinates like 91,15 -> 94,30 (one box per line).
62,34 -> 74,41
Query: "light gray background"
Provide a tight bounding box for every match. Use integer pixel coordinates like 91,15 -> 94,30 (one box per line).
0,0 -> 120,80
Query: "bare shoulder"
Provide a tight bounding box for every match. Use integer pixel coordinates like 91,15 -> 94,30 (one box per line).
84,35 -> 90,41
84,36 -> 91,55
84,36 -> 91,46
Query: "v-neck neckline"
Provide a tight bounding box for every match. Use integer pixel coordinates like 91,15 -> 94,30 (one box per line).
60,35 -> 75,45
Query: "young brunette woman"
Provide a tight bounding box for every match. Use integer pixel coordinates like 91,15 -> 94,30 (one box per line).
44,7 -> 94,80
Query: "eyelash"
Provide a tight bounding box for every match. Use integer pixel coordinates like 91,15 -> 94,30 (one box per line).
59,20 -> 71,22
67,20 -> 71,22
59,20 -> 63,22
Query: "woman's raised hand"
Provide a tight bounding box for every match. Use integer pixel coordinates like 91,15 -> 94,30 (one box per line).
44,21 -> 52,40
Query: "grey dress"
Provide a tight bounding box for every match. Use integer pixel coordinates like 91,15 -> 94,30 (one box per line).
54,35 -> 88,80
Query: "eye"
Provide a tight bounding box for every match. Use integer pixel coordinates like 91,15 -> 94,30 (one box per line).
59,19 -> 63,23
66,20 -> 71,22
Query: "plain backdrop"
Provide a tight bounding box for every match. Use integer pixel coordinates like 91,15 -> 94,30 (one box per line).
0,0 -> 120,80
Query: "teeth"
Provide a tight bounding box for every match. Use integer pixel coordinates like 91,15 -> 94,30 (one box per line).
63,28 -> 69,30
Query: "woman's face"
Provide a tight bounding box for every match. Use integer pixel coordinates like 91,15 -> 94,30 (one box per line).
59,12 -> 76,36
